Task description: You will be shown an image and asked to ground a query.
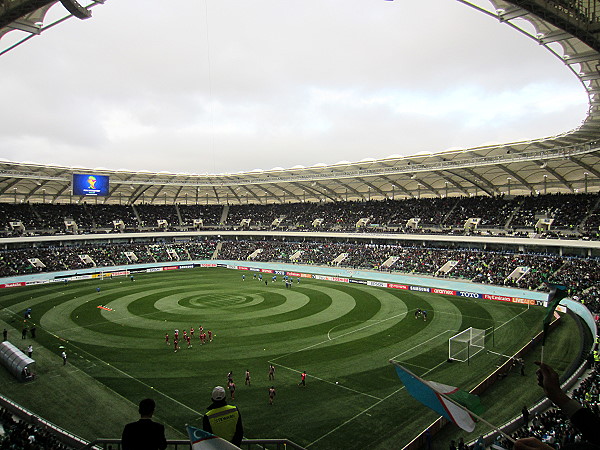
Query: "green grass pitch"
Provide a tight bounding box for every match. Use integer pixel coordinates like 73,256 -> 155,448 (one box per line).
0,268 -> 579,449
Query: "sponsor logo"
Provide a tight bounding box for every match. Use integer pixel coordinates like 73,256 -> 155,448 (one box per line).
146,267 -> 162,273
287,272 -> 301,277
0,282 -> 26,288
275,270 -> 285,275
300,273 -> 312,278
238,267 -> 249,271
432,288 -> 456,296
111,271 -> 129,277
26,280 -> 49,286
459,291 -> 481,298
261,269 -> 274,273
178,265 -> 194,269
226,265 -> 238,269
512,297 -> 536,305
367,281 -> 387,287
388,283 -> 408,290
410,286 -> 431,292
163,266 -> 178,271
200,263 -> 217,267
349,279 -> 367,284
483,294 -> 511,302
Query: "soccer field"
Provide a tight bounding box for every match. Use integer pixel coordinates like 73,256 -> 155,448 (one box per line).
0,268 -> 577,449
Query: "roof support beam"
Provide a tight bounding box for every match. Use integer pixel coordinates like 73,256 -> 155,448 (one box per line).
498,165 -> 534,194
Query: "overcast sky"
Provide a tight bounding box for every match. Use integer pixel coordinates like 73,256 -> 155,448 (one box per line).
0,0 -> 588,174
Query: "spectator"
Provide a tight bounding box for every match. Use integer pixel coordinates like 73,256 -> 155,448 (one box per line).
514,362 -> 600,449
121,398 -> 167,450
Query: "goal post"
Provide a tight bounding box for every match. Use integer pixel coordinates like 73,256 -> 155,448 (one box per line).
448,327 -> 486,363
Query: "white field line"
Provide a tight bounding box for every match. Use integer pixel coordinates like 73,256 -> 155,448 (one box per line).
306,358 -> 449,448
306,308 -> 530,447
389,329 -> 455,361
17,316 -> 204,418
271,310 -> 408,362
270,362 -> 383,401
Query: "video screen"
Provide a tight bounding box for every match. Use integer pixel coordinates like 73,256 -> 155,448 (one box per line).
72,173 -> 109,196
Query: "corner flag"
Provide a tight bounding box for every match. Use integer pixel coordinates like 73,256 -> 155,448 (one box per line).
390,361 -> 483,432
187,425 -> 241,450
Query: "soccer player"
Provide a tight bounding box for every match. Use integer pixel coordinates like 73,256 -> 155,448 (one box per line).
173,338 -> 179,353
227,371 -> 234,383
190,327 -> 194,338
165,333 -> 170,346
174,329 -> 179,341
268,386 -> 276,405
186,334 -> 192,348
414,308 -> 421,319
245,369 -> 251,386
207,330 -> 213,342
298,371 -> 307,387
242,274 -> 245,281
228,380 -> 236,400
258,274 -> 262,281
268,364 -> 275,380
422,310 -> 428,321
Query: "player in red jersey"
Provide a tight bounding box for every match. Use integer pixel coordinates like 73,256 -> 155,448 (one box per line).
268,386 -> 276,405
165,333 -> 170,346
207,330 -> 213,342
228,380 -> 236,400
186,334 -> 192,348
298,371 -> 307,387
190,327 -> 194,338
173,338 -> 179,353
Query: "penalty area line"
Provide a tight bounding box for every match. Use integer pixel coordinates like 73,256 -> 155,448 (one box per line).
307,357 -> 449,448
269,362 -> 382,401
272,310 -> 408,362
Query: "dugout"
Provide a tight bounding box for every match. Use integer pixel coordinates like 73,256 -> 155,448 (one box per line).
0,341 -> 35,382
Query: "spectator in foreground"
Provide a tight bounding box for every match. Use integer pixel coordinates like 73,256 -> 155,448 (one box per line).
121,398 -> 167,450
514,362 -> 600,449
203,386 -> 243,446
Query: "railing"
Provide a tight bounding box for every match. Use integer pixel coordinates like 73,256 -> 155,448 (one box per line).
81,438 -> 307,450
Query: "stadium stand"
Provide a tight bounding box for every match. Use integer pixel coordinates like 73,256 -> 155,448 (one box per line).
1,0 -> 600,449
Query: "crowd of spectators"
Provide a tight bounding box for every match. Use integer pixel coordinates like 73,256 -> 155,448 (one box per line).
1,192 -> 599,237
2,238 -> 598,314
0,407 -> 73,449
488,365 -> 600,449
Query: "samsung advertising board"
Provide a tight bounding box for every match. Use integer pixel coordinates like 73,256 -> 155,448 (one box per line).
72,174 -> 109,196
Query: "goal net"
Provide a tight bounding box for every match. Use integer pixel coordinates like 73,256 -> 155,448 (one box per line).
448,327 -> 485,363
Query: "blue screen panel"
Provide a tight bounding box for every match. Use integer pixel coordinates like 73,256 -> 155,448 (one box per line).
72,174 -> 109,196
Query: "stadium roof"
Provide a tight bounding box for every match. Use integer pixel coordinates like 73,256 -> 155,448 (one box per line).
0,0 -> 599,205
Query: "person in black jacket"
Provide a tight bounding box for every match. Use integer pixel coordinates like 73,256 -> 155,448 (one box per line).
514,362 -> 600,449
122,398 -> 167,450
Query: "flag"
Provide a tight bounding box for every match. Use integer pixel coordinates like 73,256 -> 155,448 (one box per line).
391,362 -> 483,432
542,282 -> 568,344
187,425 -> 241,450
